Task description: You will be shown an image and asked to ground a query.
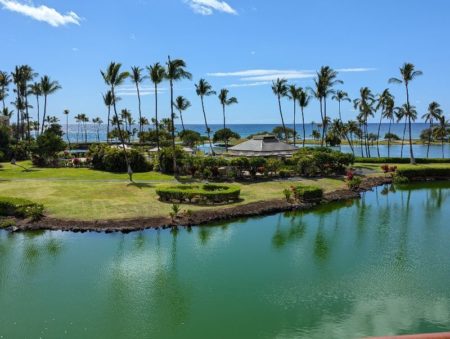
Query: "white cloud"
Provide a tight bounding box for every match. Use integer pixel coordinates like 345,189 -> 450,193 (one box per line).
72,47 -> 79,52
0,0 -> 81,27
227,81 -> 270,88
184,0 -> 237,15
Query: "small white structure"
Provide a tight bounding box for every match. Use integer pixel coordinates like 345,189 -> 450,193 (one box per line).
228,135 -> 298,157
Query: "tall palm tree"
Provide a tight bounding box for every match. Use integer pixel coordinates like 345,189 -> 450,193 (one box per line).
92,117 -> 103,142
287,85 -> 300,146
354,87 -> 375,157
20,65 -> 36,141
40,75 -> 61,134
422,101 -> 443,158
63,109 -> 71,148
375,89 -> 394,158
130,66 -> 146,134
332,90 -> 350,121
389,63 -> 423,164
78,113 -> 89,143
101,62 -> 132,181
434,115 -> 448,159
29,82 -> 42,136
271,78 -> 289,142
395,106 -> 407,158
195,78 -> 216,155
74,113 -> 82,143
121,109 -> 132,139
174,96 -> 191,133
297,87 -> 310,147
382,97 -> 395,158
147,63 -> 166,152
0,71 -> 11,110
102,90 -> 114,144
218,88 -> 238,131
166,57 -> 192,173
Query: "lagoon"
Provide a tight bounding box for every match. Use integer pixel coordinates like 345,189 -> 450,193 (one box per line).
1,183 -> 450,338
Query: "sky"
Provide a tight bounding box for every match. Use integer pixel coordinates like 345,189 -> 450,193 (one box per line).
1,0 -> 450,124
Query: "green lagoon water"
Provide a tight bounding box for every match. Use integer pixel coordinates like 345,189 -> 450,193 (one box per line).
1,183 -> 450,338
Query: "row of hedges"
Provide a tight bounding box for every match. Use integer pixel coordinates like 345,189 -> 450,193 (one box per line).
0,197 -> 44,221
292,186 -> 324,202
156,184 -> 241,204
395,166 -> 450,181
89,144 -> 152,173
355,157 -> 450,164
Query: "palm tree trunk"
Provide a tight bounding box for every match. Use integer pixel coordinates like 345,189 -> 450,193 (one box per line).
401,120 -> 407,158
293,99 -> 296,147
338,100 -> 342,121
442,138 -> 445,159
301,107 -> 306,147
84,123 -> 87,143
35,95 -> 40,137
136,83 -> 142,134
319,99 -> 324,146
179,110 -> 185,133
97,126 -> 100,142
376,113 -> 382,158
427,121 -> 432,158
66,115 -> 71,149
106,105 -> 111,144
41,95 -> 47,134
169,79 -> 177,174
278,95 -> 288,143
155,83 -> 160,152
222,104 -> 228,152
112,86 -> 132,182
387,119 -> 392,158
408,115 -> 415,164
201,97 -> 214,155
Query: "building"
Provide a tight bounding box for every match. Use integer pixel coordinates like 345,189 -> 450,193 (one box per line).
228,135 -> 298,157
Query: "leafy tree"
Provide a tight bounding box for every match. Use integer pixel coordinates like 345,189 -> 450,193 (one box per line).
213,128 -> 240,151
422,101 -> 443,158
271,78 -> 289,142
179,129 -> 202,148
272,126 -> 295,140
130,66 -> 146,133
147,62 -> 166,152
332,90 -> 350,121
40,75 -> 61,134
174,96 -> 191,132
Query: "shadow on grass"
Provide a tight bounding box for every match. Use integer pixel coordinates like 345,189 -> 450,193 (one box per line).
126,182 -> 155,189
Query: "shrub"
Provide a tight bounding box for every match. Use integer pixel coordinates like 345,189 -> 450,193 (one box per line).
283,188 -> 292,202
293,148 -> 354,177
347,177 -> 362,190
156,184 -> 241,204
393,174 -> 409,184
292,185 -> 323,202
355,157 -> 450,164
395,166 -> 450,180
0,197 -> 44,219
0,219 -> 16,228
89,144 -> 152,173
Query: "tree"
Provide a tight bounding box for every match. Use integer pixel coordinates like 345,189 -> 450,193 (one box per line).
40,75 -> 61,134
102,90 -> 114,144
332,90 -> 350,121
354,87 -> 375,157
433,115 -> 448,159
0,71 -> 12,110
63,109 -> 71,148
79,113 -> 89,143
147,63 -> 166,152
389,63 -> 423,164
271,78 -> 289,142
298,87 -> 310,147
213,128 -> 240,152
422,101 -> 443,158
179,129 -> 202,148
395,106 -> 408,158
101,62 -> 132,181
195,78 -> 216,155
218,88 -> 238,150
166,57 -> 192,174
29,82 -> 42,137
92,117 -> 103,142
130,66 -> 146,134
375,89 -> 394,158
381,96 -> 395,158
174,96 -> 191,133
287,85 -> 300,147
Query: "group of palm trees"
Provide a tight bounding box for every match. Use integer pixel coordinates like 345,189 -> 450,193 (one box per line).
272,62 -> 448,163
100,58 -> 238,177
0,66 -> 61,140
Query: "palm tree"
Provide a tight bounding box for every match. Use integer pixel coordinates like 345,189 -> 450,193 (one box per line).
29,82 -> 42,136
434,115 -> 448,159
195,78 -> 216,155
74,113 -> 82,142
375,89 -> 394,158
102,90 -> 114,144
130,66 -> 146,134
0,71 -> 11,110
92,117 -> 103,142
174,96 -> 191,133
389,63 -> 423,164
63,109 -> 71,147
382,97 -> 395,158
20,66 -> 36,140
298,87 -> 310,147
271,78 -> 289,142
287,85 -> 300,146
78,113 -> 89,143
166,57 -> 192,173
422,101 -> 443,158
218,88 -> 238,131
40,75 -> 61,134
101,62 -> 132,181
354,87 -> 375,157
395,106 -> 408,158
332,90 -> 350,121
147,63 -> 166,152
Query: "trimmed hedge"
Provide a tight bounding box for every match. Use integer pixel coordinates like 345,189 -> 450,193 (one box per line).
396,166 -> 450,180
0,197 -> 44,219
156,184 -> 241,204
292,185 -> 323,202
355,157 -> 450,164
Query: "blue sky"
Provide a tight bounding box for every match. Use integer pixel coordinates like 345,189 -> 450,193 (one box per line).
1,0 -> 450,124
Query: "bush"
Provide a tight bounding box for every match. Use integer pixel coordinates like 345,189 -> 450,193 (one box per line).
292,185 -> 323,202
355,157 -> 450,164
294,148 -> 354,177
32,128 -> 66,167
347,177 -> 362,190
395,166 -> 450,180
156,184 -> 241,204
0,197 -> 44,219
89,144 -> 152,173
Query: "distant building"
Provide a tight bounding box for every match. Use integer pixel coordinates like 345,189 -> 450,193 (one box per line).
228,135 -> 298,157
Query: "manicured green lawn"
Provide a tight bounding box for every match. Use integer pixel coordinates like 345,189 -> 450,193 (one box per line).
0,161 -> 173,181
354,162 -> 450,173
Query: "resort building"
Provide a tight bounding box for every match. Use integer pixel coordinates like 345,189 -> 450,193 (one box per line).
228,135 -> 298,157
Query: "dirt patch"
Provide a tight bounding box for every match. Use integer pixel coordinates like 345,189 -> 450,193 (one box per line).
7,176 -> 393,233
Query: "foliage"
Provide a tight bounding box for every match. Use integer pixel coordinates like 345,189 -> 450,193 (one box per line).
355,157 -> 450,164
89,144 -> 151,173
10,140 -> 32,161
213,128 -> 240,145
0,197 -> 44,220
293,147 -> 354,176
283,188 -> 292,202
291,185 -> 323,202
0,125 -> 11,161
139,129 -> 171,145
384,132 -> 400,141
158,146 -> 187,174
346,177 -> 362,190
32,127 -> 66,167
272,126 -> 295,140
395,166 -> 450,180
179,129 -> 202,147
156,184 -> 241,204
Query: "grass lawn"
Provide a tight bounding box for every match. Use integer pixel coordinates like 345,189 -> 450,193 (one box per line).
0,161 -> 346,220
354,162 -> 450,173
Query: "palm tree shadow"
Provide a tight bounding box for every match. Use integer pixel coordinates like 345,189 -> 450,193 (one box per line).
127,182 -> 155,189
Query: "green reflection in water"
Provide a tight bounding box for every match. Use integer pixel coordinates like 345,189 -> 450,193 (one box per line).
1,183 -> 450,338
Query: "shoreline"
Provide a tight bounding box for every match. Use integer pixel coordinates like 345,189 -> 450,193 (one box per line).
4,176 -> 393,234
